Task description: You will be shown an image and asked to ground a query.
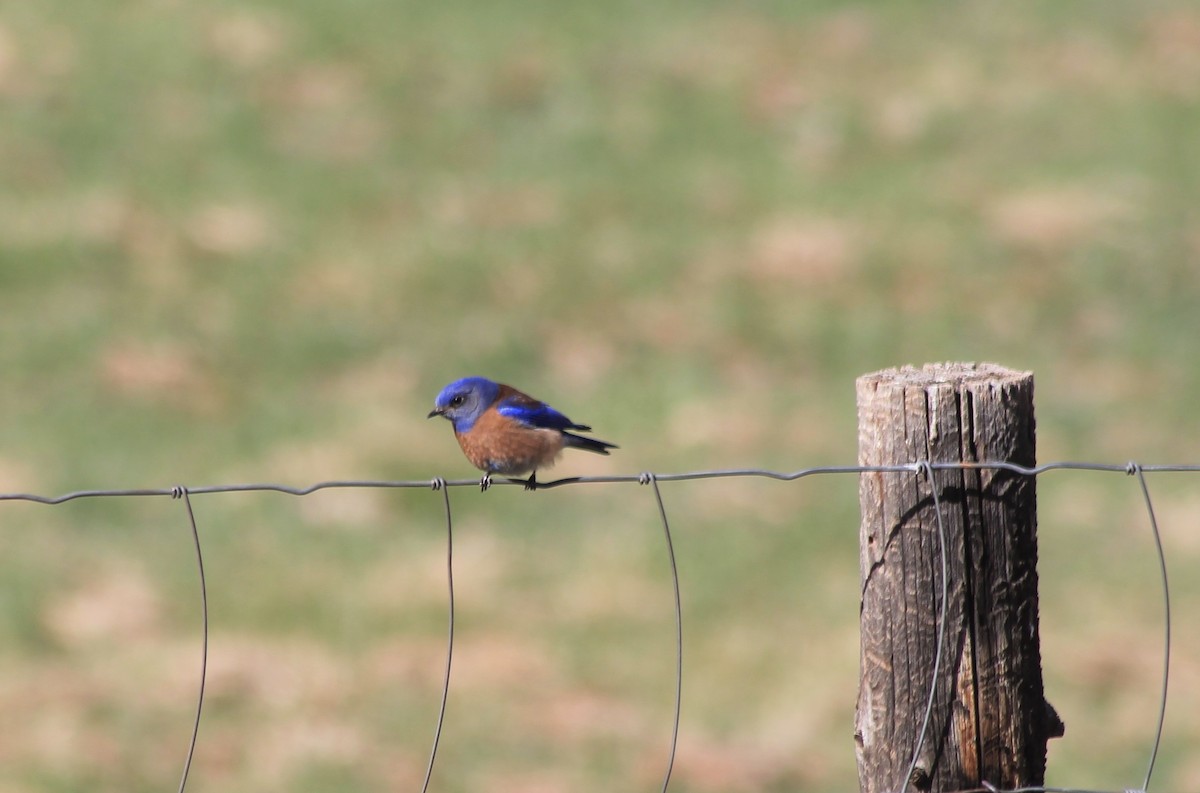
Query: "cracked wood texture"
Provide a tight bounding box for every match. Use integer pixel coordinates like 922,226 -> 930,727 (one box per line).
854,363 -> 1054,793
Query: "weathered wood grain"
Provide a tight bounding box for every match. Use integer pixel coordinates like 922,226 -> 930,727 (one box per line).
854,363 -> 1058,793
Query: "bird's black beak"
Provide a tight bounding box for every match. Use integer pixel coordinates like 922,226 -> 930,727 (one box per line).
427,408 -> 444,419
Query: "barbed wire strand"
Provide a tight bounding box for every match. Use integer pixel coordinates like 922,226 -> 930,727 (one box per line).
1129,464 -> 1169,793
421,478 -> 455,793
893,461 -> 952,793
0,460 -> 1183,793
640,473 -> 683,793
171,486 -> 206,793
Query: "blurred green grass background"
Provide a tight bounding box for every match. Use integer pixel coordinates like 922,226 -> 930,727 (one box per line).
2,0 -> 1199,791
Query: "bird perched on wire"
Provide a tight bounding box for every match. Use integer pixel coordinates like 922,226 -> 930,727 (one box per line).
428,376 -> 617,490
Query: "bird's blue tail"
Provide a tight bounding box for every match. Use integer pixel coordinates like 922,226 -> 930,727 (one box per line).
562,432 -> 617,455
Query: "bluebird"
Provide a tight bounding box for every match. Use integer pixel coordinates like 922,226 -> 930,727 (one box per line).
428,377 -> 617,490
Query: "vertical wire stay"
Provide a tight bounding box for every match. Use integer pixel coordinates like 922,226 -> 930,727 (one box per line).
642,472 -> 683,793
1128,464 -> 1170,792
173,486 -> 207,793
421,478 -> 456,793
897,461 -> 951,793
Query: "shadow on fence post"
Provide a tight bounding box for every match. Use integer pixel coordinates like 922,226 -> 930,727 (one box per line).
854,362 -> 1063,793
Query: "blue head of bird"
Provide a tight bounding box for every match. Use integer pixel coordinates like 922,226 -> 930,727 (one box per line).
427,377 -> 499,432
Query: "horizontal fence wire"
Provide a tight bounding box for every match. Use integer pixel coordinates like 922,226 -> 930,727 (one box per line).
0,460 -> 1189,793
4,461 -> 1200,503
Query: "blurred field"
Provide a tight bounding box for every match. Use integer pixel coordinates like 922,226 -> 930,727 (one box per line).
2,1 -> 1199,791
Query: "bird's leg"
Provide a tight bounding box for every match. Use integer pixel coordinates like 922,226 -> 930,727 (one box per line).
523,471 -> 538,491
479,472 -> 493,492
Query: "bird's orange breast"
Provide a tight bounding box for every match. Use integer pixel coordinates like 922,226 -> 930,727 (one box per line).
455,408 -> 565,475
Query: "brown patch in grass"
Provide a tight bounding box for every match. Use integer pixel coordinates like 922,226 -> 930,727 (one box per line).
42,565 -> 163,647
363,635 -> 458,689
489,49 -> 552,110
544,332 -> 617,393
1142,8 -> 1200,95
204,8 -> 291,71
184,201 -> 277,256
297,488 -> 389,529
523,687 -> 646,743
435,182 -> 563,231
0,455 -> 45,495
489,768 -> 582,793
0,23 -> 16,93
450,632 -> 559,691
204,634 -> 351,710
748,215 -> 864,286
667,397 -> 767,454
262,62 -> 385,162
985,185 -> 1134,254
361,532 -> 512,611
1151,491 -> 1200,555
250,438 -> 366,488
99,340 -> 223,413
254,718 -> 366,781
637,731 -> 810,793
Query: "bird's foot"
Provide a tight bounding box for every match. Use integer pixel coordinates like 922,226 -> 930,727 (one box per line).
479,473 -> 493,492
523,471 -> 538,491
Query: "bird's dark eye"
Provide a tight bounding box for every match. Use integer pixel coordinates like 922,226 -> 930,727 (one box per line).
449,395 -> 466,407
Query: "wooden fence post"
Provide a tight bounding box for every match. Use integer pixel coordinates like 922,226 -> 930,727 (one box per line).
854,363 -> 1062,793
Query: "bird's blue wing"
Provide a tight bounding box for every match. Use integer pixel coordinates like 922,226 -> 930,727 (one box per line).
497,394 -> 585,431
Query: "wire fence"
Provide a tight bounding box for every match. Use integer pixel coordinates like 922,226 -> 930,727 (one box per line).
1,459 -> 1193,793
